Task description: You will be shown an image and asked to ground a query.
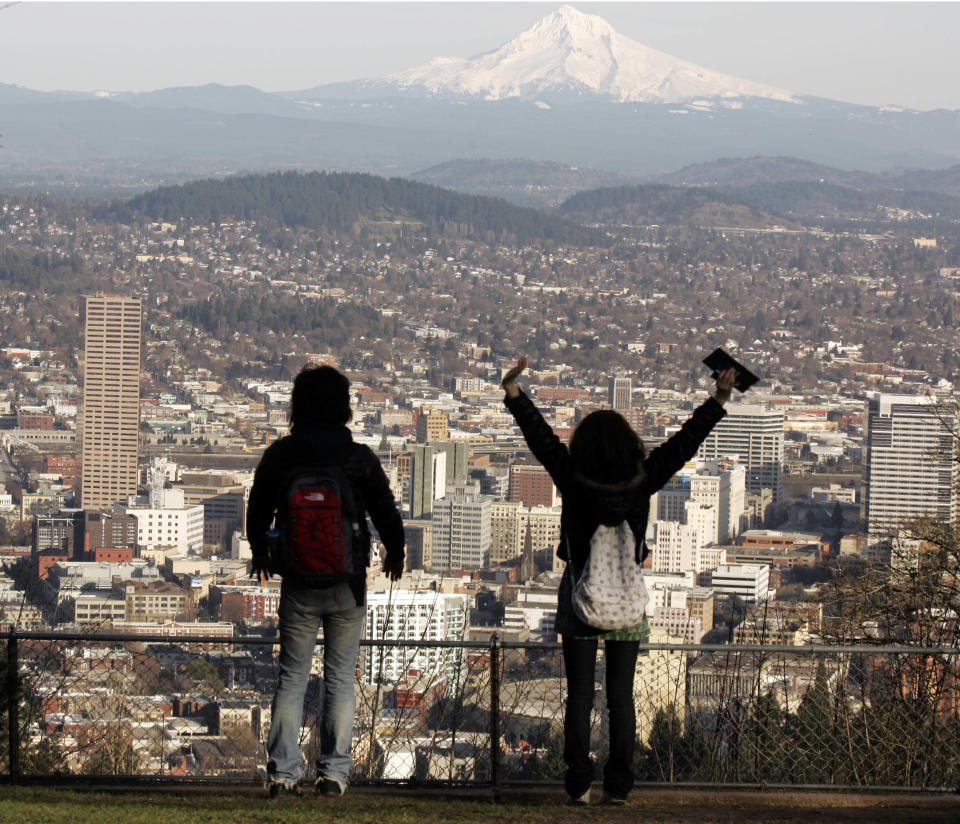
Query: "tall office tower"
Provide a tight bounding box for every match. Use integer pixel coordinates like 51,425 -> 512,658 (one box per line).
658,458 -> 746,544
79,295 -> 142,510
508,463 -> 559,508
408,445 -> 447,519
865,393 -> 958,541
698,404 -> 784,504
608,375 -> 632,411
431,480 -> 492,573
416,408 -> 448,443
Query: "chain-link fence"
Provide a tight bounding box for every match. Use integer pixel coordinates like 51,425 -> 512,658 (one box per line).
3,631 -> 960,789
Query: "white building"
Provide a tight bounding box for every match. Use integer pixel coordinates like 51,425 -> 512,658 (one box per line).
363,589 -> 469,686
122,500 -> 205,555
865,393 -> 958,544
431,481 -> 492,573
710,563 -> 772,604
502,588 -> 558,641
657,458 -> 746,544
648,500 -> 717,575
699,404 -> 784,503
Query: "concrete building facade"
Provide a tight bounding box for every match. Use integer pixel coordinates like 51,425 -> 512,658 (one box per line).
79,295 -> 142,510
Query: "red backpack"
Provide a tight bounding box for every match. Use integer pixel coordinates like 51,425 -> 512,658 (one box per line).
273,455 -> 362,586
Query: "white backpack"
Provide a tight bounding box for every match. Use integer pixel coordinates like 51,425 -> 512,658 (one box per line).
570,521 -> 649,631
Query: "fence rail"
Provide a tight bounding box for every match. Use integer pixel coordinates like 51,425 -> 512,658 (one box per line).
3,630 -> 960,790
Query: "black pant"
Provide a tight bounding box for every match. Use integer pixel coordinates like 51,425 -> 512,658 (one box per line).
562,636 -> 640,799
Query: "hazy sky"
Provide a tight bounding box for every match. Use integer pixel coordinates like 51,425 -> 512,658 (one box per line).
1,2 -> 958,110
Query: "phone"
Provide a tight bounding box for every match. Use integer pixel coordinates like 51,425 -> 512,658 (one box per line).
702,348 -> 759,393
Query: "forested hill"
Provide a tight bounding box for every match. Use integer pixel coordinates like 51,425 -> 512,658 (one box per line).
559,180 -> 960,226
557,184 -> 784,228
102,171 -> 607,247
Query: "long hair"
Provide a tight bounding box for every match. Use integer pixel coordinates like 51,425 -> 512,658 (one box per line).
569,410 -> 644,483
290,365 -> 352,430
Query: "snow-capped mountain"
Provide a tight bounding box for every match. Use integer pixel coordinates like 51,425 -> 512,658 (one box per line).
385,5 -> 799,105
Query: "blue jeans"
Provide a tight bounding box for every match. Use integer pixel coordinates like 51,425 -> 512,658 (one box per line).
267,582 -> 365,785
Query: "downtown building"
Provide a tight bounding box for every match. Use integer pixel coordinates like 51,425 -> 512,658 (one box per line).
698,403 -> 784,504
648,500 -> 721,578
489,500 -> 561,565
79,295 -> 142,510
865,393 -> 959,552
507,463 -> 559,508
430,480 -> 492,573
608,375 -> 632,411
655,457 -> 746,545
363,588 -> 469,686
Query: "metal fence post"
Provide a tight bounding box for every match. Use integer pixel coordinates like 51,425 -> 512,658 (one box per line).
6,631 -> 20,780
489,633 -> 501,801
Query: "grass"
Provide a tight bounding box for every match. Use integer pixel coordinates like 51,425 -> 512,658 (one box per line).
1,786 -> 960,824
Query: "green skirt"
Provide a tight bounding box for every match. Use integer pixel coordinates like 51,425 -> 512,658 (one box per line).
557,566 -> 651,642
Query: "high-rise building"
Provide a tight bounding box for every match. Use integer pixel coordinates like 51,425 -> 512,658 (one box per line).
508,463 -> 559,508
431,480 -> 492,572
865,393 -> 958,541
79,295 -> 142,510
608,375 -> 632,411
408,445 -> 447,518
698,404 -> 784,504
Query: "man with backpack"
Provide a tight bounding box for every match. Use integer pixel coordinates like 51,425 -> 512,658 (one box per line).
248,365 -> 405,798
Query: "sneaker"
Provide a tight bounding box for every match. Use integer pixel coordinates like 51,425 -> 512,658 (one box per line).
597,792 -> 627,806
566,789 -> 591,806
314,777 -> 346,797
268,780 -> 302,799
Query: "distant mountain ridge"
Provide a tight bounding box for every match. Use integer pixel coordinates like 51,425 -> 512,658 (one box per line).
410,158 -> 636,207
2,6 -> 960,192
650,156 -> 960,197
558,175 -> 960,226
380,5 -> 798,105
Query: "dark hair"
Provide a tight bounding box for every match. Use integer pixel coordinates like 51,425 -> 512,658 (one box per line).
569,410 -> 644,483
290,365 -> 352,430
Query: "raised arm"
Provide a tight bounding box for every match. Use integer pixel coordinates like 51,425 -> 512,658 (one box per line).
502,357 -> 574,489
644,367 -> 735,491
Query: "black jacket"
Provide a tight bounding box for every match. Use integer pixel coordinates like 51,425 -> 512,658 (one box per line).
247,424 -> 405,605
503,390 -> 726,573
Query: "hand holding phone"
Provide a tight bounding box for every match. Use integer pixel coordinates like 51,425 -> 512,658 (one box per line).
702,348 -> 759,393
